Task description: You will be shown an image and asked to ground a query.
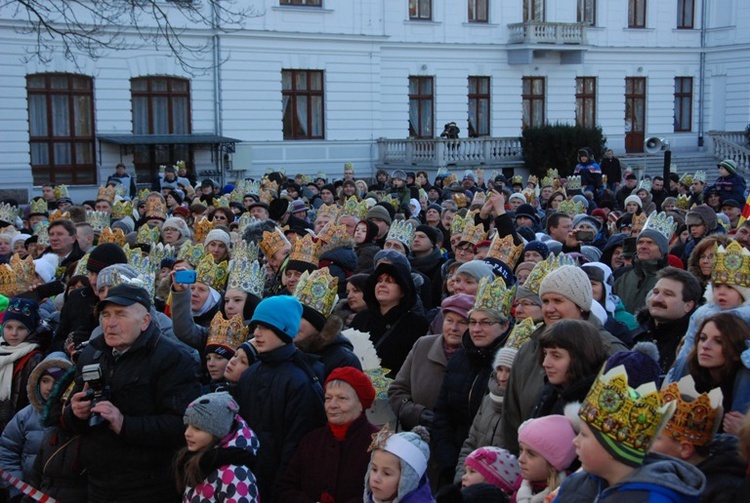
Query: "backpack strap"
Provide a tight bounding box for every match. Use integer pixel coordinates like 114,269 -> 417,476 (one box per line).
13,350 -> 41,378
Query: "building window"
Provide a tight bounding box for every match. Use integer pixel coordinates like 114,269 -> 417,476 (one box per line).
628,0 -> 646,28
280,0 -> 322,6
576,77 -> 597,128
677,0 -> 694,29
522,77 -> 545,128
674,77 -> 693,132
524,0 -> 544,22
282,70 -> 324,140
409,76 -> 434,138
468,0 -> 488,23
409,0 -> 431,20
27,74 -> 96,185
131,76 -> 192,182
577,0 -> 596,26
468,76 -> 490,137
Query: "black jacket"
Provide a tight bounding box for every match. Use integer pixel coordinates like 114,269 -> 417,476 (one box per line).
699,434 -> 745,503
409,247 -> 445,309
296,315 -> 362,380
53,285 -> 99,352
62,322 -> 201,502
632,309 -> 693,375
320,245 -> 358,296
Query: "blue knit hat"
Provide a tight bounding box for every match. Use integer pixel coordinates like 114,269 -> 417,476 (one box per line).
523,241 -> 550,260
250,296 -> 302,343
3,297 -> 40,332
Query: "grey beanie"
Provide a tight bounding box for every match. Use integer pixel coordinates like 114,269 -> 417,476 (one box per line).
638,229 -> 669,255
515,285 -> 541,306
538,265 -> 592,312
456,260 -> 495,282
366,205 -> 392,225
97,263 -> 139,290
183,392 -> 239,440
204,228 -> 231,248
162,217 -> 192,238
494,347 -> 518,370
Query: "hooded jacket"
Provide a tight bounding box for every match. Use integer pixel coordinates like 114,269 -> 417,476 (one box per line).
320,245 -> 358,296
706,172 -> 747,205
296,315 -> 362,380
696,434 -> 744,503
613,256 -> 668,314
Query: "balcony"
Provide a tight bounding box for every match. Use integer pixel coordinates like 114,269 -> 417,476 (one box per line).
507,22 -> 587,45
376,137 -> 523,170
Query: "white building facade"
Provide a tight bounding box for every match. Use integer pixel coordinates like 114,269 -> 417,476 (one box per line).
0,0 -> 748,200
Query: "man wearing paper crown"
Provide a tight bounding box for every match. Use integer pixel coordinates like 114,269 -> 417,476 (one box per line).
650,375 -> 744,502
292,268 -> 361,379
553,357 -> 706,502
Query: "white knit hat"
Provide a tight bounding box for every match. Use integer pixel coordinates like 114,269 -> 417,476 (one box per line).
162,217 -> 192,238
538,265 -> 593,312
624,194 -> 642,209
204,228 -> 231,248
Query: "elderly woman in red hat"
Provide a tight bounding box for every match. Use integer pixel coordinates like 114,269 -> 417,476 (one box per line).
277,367 -> 378,503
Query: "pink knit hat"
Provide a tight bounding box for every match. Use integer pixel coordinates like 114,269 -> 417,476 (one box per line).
465,446 -> 520,492
517,415 -> 577,471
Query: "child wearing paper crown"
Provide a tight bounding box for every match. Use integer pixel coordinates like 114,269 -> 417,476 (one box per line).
174,392 -> 260,503
365,425 -> 436,503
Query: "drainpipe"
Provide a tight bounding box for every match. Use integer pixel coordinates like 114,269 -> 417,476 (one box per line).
697,0 -> 707,148
212,1 -> 224,184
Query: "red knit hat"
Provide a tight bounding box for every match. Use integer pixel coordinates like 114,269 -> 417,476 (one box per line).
325,366 -> 376,409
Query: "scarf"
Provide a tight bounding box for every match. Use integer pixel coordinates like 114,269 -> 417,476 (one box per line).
193,286 -> 222,317
0,341 -> 39,401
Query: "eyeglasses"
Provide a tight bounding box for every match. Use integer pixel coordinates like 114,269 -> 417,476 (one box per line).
456,246 -> 474,254
468,320 -> 500,328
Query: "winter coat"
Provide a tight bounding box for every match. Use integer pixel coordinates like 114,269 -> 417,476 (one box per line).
388,334 -> 450,431
501,318 -> 627,455
613,257 -> 667,314
0,344 -> 43,434
170,287 -> 209,351
696,434 -> 744,503
182,415 -> 260,503
31,425 -> 87,503
320,246 -> 358,296
706,173 -> 747,205
530,375 -> 597,419
237,342 -> 326,501
432,331 -> 504,482
453,376 -> 504,484
573,160 -> 603,191
277,414 -> 378,503
409,248 -> 446,309
62,321 -> 201,502
364,473 -> 436,503
53,285 -> 98,351
296,315 -> 362,380
355,242 -> 381,273
552,453 -> 706,503
632,310 -> 693,376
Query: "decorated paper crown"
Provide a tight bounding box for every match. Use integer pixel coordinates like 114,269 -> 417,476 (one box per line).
693,170 -> 707,184
135,224 -> 160,246
511,175 -> 523,185
711,241 -> 750,288
436,167 -> 450,177
29,198 -> 48,216
227,258 -> 264,296
315,170 -> 327,181
288,234 -> 320,267
471,191 -> 486,207
212,196 -> 230,209
579,364 -> 675,467
229,188 -> 245,204
193,217 -> 215,244
636,179 -> 652,193
679,173 -> 693,187
149,242 -> 177,265
177,242 -> 205,266
473,276 -> 514,319
144,198 -> 167,220
317,222 -> 355,254
443,173 -> 458,187
121,244 -> 139,264
386,220 -> 416,249
206,312 -> 249,354
505,317 -> 541,349
175,160 -> 186,171
112,200 -> 133,220
527,175 -> 538,187
485,234 -> 523,270
339,196 -> 368,220
557,198 -> 586,217
49,209 -> 70,222
114,184 -> 129,199
546,168 -> 560,180
450,212 -> 469,237
316,204 -> 340,223
53,184 -> 70,200
96,185 -> 116,203
452,192 -> 467,209
642,211 -> 677,242
71,252 -> 88,277
258,188 -> 275,205
294,267 -> 339,317
632,212 -> 648,234
566,175 -> 582,192
522,188 -> 537,206
137,188 -> 151,202
195,254 -> 229,291
242,180 -> 261,196
458,221 -> 486,247
0,264 -> 16,296
85,211 -> 110,233
230,239 -> 259,263
33,221 -> 49,248
127,253 -> 157,298
382,195 -> 400,212
344,161 -> 354,172
9,253 -> 35,293
236,213 -> 258,235
259,227 -> 290,259
541,175 -> 554,188
676,194 -> 691,210
523,253 -> 576,295
99,227 -> 127,246
660,375 -> 723,447
0,203 -> 18,225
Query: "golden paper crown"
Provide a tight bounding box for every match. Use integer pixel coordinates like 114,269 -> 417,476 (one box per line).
193,216 -> 215,244
206,312 -> 249,353
522,188 -> 537,206
385,220 -> 416,249
127,253 -> 157,299
195,254 -> 229,291
660,375 -> 723,447
29,198 -> 48,216
262,178 -> 279,194
99,227 -> 127,247
0,203 -> 18,225
316,204 -> 340,223
137,188 -> 151,202
53,184 -> 69,200
676,194 -> 691,211
33,221 -> 49,248
527,175 -> 538,187
259,227 -> 290,259
506,317 -> 541,349
711,241 -> 750,288
227,258 -> 265,296
85,210 -> 110,232
642,211 -> 678,242
339,196 -> 368,220
96,185 -> 116,203
213,196 -> 230,209
288,234 -> 320,267
294,267 -> 339,317
9,253 -> 35,293
523,253 -> 576,295
632,212 -> 648,234
382,194 -> 400,212
511,175 -> 523,185
485,234 -> 523,270
49,209 -> 70,222
0,264 -> 17,296
566,175 -> 582,191
693,170 -> 707,184
679,173 -> 693,187
450,212 -> 469,237
541,176 -> 554,188
318,222 -> 355,254
149,242 -> 177,265
72,252 -> 89,277
144,198 -> 167,220
135,224 -> 161,246
112,200 -> 133,220
259,188 -> 275,205
546,168 -> 560,180
177,242 -> 205,266
344,161 -> 354,173
580,364 -> 675,467
459,221 -> 486,246
452,192 -> 468,209
443,174 -> 458,187
230,239 -> 259,263
473,276 -> 514,319
557,199 -> 586,217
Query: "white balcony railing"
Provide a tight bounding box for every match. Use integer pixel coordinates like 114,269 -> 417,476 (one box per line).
708,131 -> 750,176
377,137 -> 523,168
507,22 -> 587,45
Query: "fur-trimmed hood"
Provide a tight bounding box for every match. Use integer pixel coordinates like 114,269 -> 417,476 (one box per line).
26,351 -> 72,413
297,315 -> 346,354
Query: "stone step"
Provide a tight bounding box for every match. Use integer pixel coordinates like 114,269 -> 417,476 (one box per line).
618,152 -> 719,179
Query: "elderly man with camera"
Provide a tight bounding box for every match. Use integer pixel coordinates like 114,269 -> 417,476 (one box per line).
63,283 -> 200,503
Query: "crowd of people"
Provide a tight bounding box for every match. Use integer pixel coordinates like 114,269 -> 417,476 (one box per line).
0,150 -> 749,502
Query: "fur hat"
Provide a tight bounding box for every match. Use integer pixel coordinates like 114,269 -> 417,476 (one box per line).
686,205 -> 718,232
183,392 -> 239,440
538,265 -> 592,312
517,415 -> 577,471
465,447 -> 520,493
